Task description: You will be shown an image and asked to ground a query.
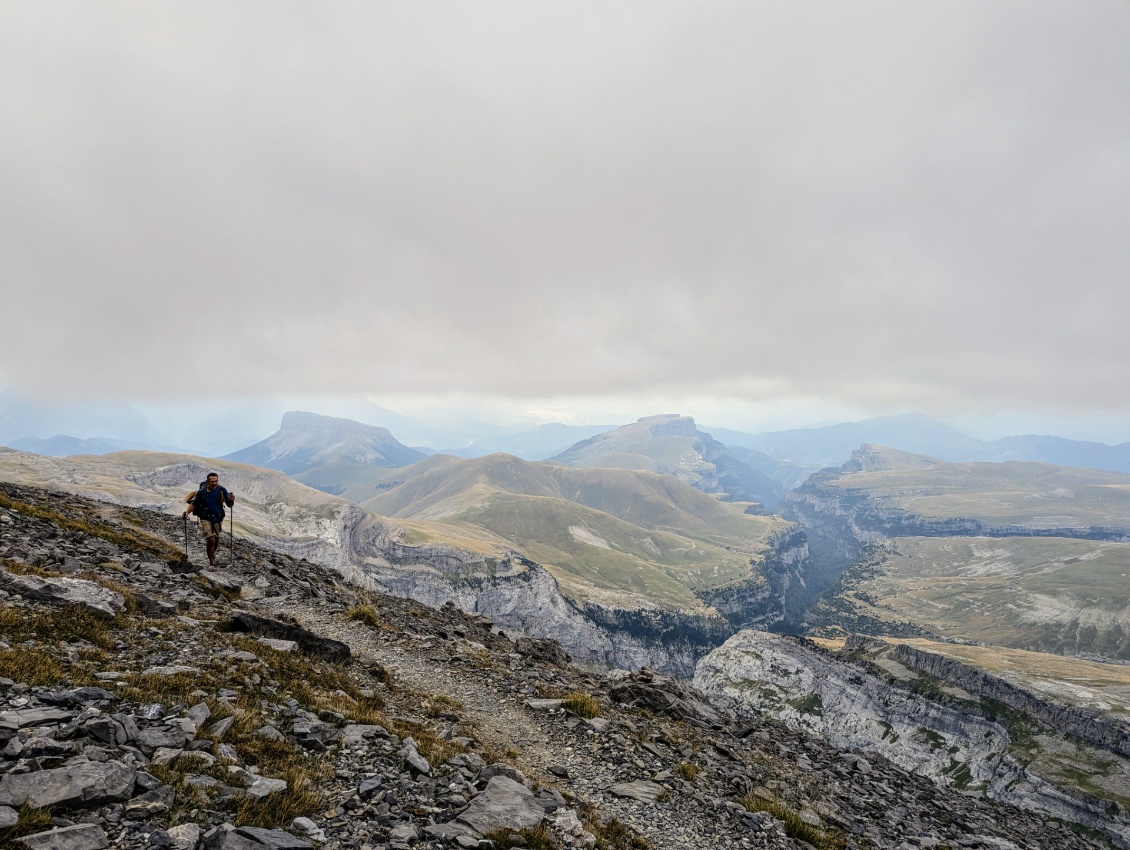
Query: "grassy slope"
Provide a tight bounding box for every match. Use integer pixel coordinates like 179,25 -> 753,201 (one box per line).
0,448 -> 788,614
0,449 -> 510,557
361,453 -> 787,611
831,536 -> 1130,658
828,455 -> 1130,527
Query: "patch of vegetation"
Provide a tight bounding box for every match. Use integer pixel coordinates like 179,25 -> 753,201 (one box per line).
347,604 -> 382,628
0,559 -> 56,578
0,803 -> 54,848
0,491 -> 182,562
561,692 -> 601,719
917,727 -> 946,750
0,602 -> 120,649
791,693 -> 824,717
740,795 -> 846,850
675,761 -> 700,783
425,694 -> 464,716
482,825 -> 558,850
0,647 -> 69,687
578,805 -> 650,850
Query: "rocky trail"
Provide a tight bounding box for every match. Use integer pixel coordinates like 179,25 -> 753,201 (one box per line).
0,481 -> 1112,850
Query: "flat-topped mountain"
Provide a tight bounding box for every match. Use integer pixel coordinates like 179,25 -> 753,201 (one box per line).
223,411 -> 427,481
549,414 -> 785,510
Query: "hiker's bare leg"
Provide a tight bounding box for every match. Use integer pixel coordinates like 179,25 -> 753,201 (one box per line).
207,536 -> 218,565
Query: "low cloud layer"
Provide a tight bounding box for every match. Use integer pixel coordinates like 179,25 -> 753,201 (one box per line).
3,2 -> 1127,418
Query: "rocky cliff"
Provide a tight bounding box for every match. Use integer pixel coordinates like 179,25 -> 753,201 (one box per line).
889,642 -> 1130,758
694,630 -> 1130,848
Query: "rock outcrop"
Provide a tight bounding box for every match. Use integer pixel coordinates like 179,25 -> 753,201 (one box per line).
694,630 -> 1130,848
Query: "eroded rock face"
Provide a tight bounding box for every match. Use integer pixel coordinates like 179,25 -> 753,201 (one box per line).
608,669 -> 725,729
694,629 -> 1130,846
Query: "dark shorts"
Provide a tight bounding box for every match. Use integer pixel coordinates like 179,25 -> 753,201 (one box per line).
199,519 -> 223,539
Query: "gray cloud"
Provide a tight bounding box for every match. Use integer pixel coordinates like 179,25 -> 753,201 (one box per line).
1,1 -> 1127,419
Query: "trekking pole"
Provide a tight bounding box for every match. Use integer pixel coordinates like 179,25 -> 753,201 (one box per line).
230,501 -> 235,566
183,513 -> 189,561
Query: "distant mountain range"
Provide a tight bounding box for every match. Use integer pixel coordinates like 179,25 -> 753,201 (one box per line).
710,412 -> 1130,473
8,435 -> 150,456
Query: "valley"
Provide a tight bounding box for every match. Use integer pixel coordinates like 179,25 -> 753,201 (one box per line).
3,413 -> 1130,843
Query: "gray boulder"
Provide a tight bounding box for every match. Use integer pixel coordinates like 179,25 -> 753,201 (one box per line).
609,780 -> 665,803
225,613 -> 349,662
0,571 -> 123,618
608,668 -> 725,728
15,823 -> 108,850
0,760 -> 136,809
204,825 -> 312,850
457,775 -> 547,834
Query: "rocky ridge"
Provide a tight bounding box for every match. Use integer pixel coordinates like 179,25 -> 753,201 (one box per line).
0,481 -> 1109,850
693,630 -> 1130,848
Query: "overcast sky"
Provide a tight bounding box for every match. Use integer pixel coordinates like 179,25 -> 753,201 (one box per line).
2,2 -> 1128,438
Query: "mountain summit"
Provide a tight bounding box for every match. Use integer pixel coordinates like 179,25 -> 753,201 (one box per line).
550,414 -> 785,509
223,411 -> 426,478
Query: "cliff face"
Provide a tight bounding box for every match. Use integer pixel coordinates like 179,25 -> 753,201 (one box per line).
240,492 -> 810,677
356,524 -> 815,678
890,643 -> 1130,758
777,469 -> 1130,620
694,630 -> 1130,848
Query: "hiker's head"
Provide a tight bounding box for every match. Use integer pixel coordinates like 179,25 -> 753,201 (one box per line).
205,473 -> 219,490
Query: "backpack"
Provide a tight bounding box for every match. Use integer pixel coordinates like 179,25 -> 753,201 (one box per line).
189,481 -> 230,522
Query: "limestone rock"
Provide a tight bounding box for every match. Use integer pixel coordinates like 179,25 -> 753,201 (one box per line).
15,823 -> 108,850
457,775 -> 547,834
0,760 -> 136,809
0,571 -> 124,618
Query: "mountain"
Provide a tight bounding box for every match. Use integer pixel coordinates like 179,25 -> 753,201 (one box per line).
712,412 -> 1130,474
549,414 -> 785,509
436,422 -> 616,460
222,411 -> 427,481
0,389 -> 162,446
7,434 -> 147,456
709,412 -> 981,468
358,452 -> 798,628
777,445 -> 1130,658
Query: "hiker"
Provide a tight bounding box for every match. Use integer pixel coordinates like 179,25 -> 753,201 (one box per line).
183,472 -> 235,566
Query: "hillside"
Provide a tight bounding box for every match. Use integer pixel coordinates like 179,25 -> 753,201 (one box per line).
550,415 -> 785,509
223,411 -> 427,479
0,481 -> 1101,850
0,448 -> 799,672
360,453 -> 791,616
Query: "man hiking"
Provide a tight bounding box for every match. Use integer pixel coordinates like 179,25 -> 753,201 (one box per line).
183,472 -> 235,566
